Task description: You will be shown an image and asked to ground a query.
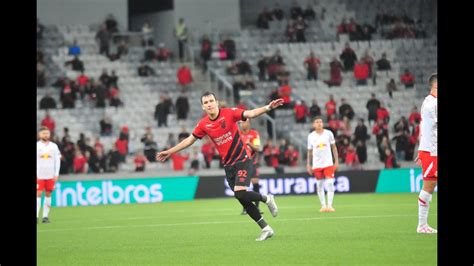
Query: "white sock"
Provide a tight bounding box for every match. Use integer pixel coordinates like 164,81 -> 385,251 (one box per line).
325,179 -> 336,207
418,190 -> 432,226
37,197 -> 41,218
43,196 -> 52,218
316,180 -> 326,207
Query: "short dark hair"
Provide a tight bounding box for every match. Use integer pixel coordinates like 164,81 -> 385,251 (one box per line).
429,73 -> 437,86
200,91 -> 217,104
39,126 -> 50,132
312,116 -> 323,122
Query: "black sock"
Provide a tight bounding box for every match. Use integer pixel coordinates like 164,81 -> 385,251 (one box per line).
237,199 -> 267,229
253,183 -> 262,207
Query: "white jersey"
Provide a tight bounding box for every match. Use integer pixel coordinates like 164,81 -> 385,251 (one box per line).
418,94 -> 437,156
37,141 -> 61,179
307,129 -> 336,169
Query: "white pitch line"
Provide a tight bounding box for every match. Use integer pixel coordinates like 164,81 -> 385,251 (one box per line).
37,214 -> 436,233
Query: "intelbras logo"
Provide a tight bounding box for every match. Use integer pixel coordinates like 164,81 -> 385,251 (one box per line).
225,176 -> 350,196
55,181 -> 164,207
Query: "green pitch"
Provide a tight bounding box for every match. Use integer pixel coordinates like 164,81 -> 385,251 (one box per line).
37,193 -> 437,265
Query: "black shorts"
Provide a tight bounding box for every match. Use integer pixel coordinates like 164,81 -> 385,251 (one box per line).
224,160 -> 252,191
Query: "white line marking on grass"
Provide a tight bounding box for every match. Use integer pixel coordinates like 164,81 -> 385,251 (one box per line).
37,214 -> 436,233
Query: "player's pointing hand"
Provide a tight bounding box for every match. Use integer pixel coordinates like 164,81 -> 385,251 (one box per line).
156,150 -> 171,162
268,98 -> 284,110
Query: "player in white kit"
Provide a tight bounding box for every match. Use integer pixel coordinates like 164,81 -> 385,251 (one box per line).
307,116 -> 339,212
415,73 -> 437,233
37,126 -> 61,223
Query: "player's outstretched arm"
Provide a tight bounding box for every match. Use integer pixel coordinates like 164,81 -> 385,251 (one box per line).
156,135 -> 197,161
243,98 -> 284,119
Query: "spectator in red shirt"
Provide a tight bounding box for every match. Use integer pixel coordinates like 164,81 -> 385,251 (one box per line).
294,100 -> 309,123
177,64 -> 193,88
278,84 -> 292,105
373,119 -> 389,145
285,144 -> 299,167
200,34 -> 212,74
40,112 -> 56,135
360,50 -> 375,83
376,102 -> 390,123
94,137 -> 104,153
171,151 -> 189,171
325,95 -> 337,120
77,71 -> 89,86
115,135 -> 128,162
354,60 -> 369,85
303,51 -> 321,80
262,140 -> 274,166
134,151 -> 148,172
345,144 -> 359,167
383,148 -> 399,169
400,69 -> 415,88
324,57 -> 343,87
408,106 -> 421,125
156,43 -> 171,62
73,150 -> 88,173
328,114 -> 341,137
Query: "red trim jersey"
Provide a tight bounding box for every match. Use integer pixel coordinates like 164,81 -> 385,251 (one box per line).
192,108 -> 251,167
240,128 -> 261,165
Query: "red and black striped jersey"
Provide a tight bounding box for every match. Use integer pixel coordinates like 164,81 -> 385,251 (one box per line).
240,129 -> 260,165
192,108 -> 250,167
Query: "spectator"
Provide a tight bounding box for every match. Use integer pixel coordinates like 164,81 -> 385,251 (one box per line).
257,55 -> 268,81
354,60 -> 369,85
257,8 -> 270,29
325,95 -> 337,120
109,92 -> 123,107
95,24 -> 111,56
64,56 -> 84,72
107,146 -> 122,172
400,69 -> 415,88
177,64 -> 193,88
290,0 -> 303,20
408,106 -> 421,126
386,78 -> 397,98
353,118 -> 369,144
73,150 -> 88,173
373,120 -> 389,145
392,131 -> 409,162
171,151 -> 189,171
222,36 -> 236,60
236,60 -> 252,75
60,135 -> 75,174
77,71 -> 89,87
285,144 -> 299,166
137,62 -> 156,77
345,144 -> 359,167
376,102 -> 390,123
154,97 -> 169,128
273,3 -> 285,21
142,21 -> 154,46
383,148 -> 399,169
68,39 -> 81,56
286,21 -> 296,42
294,16 -> 307,42
176,90 -> 190,123
361,50 -> 375,83
39,92 -> 57,110
60,82 -> 76,109
303,4 -> 316,20
105,14 -> 118,33
134,151 -> 148,172
355,140 -> 367,164
200,34 -> 212,74
278,83 -> 292,105
376,53 -> 391,71
201,137 -> 216,169
303,51 -> 321,80
189,146 -> 205,175
143,46 -> 156,61
366,93 -> 381,126
175,18 -> 188,61
178,126 -> 190,142
340,43 -> 358,72
324,56 -> 343,87
143,134 -> 158,162
327,114 -> 342,137
156,43 -> 171,62
95,81 -> 107,108
93,148 -> 107,173
94,137 -> 104,153
294,100 -> 309,123
338,98 -> 355,120
115,134 -> 128,162
40,112 -> 55,134
99,116 -> 112,136
99,68 -> 110,86
109,40 -> 128,61
262,140 -> 274,166
337,18 -> 349,34
52,75 -> 67,89
309,98 -> 321,118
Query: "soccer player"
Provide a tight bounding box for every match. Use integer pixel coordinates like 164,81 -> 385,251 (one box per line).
239,118 -> 263,215
306,116 -> 339,212
415,73 -> 437,234
37,126 -> 61,223
157,92 -> 283,241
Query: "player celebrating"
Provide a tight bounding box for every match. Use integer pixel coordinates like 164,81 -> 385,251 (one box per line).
157,92 -> 283,241
415,73 -> 437,234
306,116 -> 339,212
37,126 -> 61,223
239,118 -> 263,215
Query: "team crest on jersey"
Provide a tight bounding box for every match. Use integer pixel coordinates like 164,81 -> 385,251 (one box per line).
220,120 -> 226,129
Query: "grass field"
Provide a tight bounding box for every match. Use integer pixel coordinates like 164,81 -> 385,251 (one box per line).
37,193 -> 437,265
